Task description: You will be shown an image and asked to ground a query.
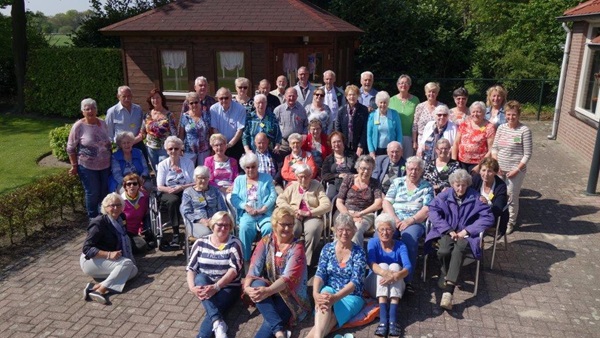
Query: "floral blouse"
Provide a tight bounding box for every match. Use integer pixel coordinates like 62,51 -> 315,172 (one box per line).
457,119 -> 496,164
143,111 -> 177,150
422,159 -> 461,195
180,112 -> 211,154
385,176 -> 434,223
315,241 -> 366,296
337,175 -> 383,212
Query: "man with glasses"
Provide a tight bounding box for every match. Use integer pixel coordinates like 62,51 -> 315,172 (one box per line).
210,87 -> 247,160
106,86 -> 146,160
181,76 -> 216,119
273,87 -> 308,158
294,66 -> 315,108
372,141 -> 407,194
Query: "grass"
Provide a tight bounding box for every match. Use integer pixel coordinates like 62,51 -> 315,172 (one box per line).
46,34 -> 72,47
0,112 -> 72,194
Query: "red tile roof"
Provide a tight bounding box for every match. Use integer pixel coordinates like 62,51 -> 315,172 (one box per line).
101,0 -> 362,34
563,0 -> 600,17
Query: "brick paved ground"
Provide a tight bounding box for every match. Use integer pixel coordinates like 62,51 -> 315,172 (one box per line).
1,121 -> 600,338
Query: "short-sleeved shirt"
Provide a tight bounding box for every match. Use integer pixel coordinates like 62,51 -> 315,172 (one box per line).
385,176 -> 434,221
367,237 -> 411,273
185,234 -> 243,286
457,120 -> 496,164
210,101 -> 247,142
66,119 -> 112,170
143,111 -> 177,150
316,241 -> 366,296
180,112 -> 211,154
105,102 -> 144,142
337,175 -> 383,212
274,102 -> 308,139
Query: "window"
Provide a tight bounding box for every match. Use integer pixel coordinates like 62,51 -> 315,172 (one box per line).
161,50 -> 188,93
216,51 -> 245,91
576,26 -> 600,121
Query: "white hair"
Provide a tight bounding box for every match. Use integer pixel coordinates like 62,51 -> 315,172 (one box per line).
81,98 -> 97,111
240,153 -> 258,168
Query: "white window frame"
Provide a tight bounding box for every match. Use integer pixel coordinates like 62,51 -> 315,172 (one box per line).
575,24 -> 600,122
160,49 -> 189,97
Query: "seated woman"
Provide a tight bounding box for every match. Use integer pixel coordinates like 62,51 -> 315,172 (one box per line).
180,165 -> 228,239
120,174 -> 154,252
243,206 -> 310,338
231,153 -> 278,270
276,164 -> 331,266
204,133 -> 239,195
80,193 -> 138,305
321,131 -> 357,200
417,105 -> 456,163
426,169 -> 494,310
302,119 -> 332,170
186,212 -> 243,338
281,133 -> 318,184
306,213 -> 367,338
366,213 -> 411,337
157,136 -> 195,247
335,155 -> 383,245
110,131 -> 151,193
382,156 -> 434,292
423,138 -> 460,195
472,157 -> 509,236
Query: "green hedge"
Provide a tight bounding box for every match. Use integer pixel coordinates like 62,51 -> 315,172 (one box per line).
49,123 -> 72,161
25,48 -> 123,117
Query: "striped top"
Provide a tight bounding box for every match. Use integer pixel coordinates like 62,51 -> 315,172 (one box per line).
185,235 -> 244,285
491,123 -> 533,172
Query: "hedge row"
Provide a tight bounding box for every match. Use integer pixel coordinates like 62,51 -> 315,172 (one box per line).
25,48 -> 123,117
0,171 -> 84,245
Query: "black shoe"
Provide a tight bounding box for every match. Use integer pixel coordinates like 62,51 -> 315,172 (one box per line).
388,322 -> 401,337
375,322 -> 388,337
83,283 -> 94,301
88,291 -> 109,305
169,234 -> 180,248
405,283 -> 415,294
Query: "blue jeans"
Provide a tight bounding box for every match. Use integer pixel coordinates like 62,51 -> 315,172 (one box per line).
394,223 -> 425,282
194,273 -> 240,338
147,147 -> 167,170
77,165 -> 110,219
251,280 -> 292,338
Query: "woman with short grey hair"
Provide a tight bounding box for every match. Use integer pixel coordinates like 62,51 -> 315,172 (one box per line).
281,133 -> 318,183
367,90 -> 403,157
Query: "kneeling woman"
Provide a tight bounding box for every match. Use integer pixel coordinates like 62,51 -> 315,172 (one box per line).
80,193 -> 138,305
306,213 -> 367,338
244,206 -> 310,338
426,169 -> 494,310
186,211 -> 243,338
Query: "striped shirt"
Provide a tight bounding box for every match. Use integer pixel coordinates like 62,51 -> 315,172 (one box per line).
185,235 -> 244,285
385,176 -> 434,222
491,123 -> 533,173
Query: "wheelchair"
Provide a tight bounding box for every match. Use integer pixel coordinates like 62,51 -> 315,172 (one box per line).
148,189 -> 166,248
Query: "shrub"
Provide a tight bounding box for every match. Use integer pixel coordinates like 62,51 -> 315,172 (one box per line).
49,123 -> 72,162
25,48 -> 123,117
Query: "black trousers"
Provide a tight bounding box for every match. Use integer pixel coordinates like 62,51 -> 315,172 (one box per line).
437,234 -> 470,286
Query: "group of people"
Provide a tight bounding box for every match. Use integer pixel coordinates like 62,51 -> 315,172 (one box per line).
72,68 -> 533,338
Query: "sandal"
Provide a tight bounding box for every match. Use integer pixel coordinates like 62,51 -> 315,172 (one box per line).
375,322 -> 388,337
388,322 -> 402,337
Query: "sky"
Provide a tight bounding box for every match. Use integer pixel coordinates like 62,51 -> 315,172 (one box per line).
0,0 -> 100,16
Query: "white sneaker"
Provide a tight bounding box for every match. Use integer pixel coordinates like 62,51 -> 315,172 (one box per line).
212,320 -> 228,338
440,292 -> 453,310
506,224 -> 515,235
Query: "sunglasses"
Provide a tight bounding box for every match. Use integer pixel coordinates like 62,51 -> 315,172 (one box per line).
314,93 -> 324,97
125,181 -> 139,187
237,86 -> 248,89
189,101 -> 199,105
107,204 -> 122,208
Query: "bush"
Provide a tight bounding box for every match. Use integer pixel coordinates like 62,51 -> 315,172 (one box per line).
25,48 -> 123,117
49,124 -> 72,162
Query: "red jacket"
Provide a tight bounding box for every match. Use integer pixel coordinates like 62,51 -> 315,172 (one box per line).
301,132 -> 332,159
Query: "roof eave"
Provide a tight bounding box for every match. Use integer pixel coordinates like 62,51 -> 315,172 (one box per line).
100,29 -> 363,37
557,13 -> 600,22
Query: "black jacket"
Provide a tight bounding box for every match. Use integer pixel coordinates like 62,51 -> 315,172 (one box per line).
82,214 -> 125,260
335,102 -> 369,152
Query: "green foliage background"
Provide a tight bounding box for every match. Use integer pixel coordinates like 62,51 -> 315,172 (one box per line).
25,48 -> 123,117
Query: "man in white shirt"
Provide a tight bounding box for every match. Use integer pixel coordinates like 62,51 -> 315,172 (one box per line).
294,66 -> 315,108
320,70 -> 345,123
210,87 -> 246,160
269,75 -> 288,104
105,85 -> 146,159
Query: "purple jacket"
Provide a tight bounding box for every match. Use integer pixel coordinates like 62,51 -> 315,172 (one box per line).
425,187 -> 494,260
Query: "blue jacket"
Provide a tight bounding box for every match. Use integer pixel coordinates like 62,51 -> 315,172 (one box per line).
367,108 -> 403,153
485,106 -> 506,127
371,155 -> 406,186
109,148 -> 149,192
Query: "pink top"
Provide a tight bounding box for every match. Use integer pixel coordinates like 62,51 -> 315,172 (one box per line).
121,191 -> 149,235
204,156 -> 239,188
66,119 -> 111,170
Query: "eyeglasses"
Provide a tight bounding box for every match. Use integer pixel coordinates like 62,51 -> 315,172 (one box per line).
336,228 -> 353,234
358,166 -> 371,172
218,97 -> 230,101
245,165 -> 257,169
237,86 -> 248,89
167,147 -> 180,151
214,223 -> 231,228
107,204 -> 122,208
378,227 -> 393,233
314,93 -> 324,97
189,101 -> 199,105
279,222 -> 294,228
125,181 -> 139,187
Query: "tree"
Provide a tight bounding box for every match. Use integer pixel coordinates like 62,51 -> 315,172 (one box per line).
11,0 -> 26,113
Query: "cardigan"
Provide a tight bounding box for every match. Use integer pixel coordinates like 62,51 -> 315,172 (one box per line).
471,174 -> 509,235
110,148 -> 149,192
276,180 -> 331,217
367,108 -> 403,153
230,173 -> 277,217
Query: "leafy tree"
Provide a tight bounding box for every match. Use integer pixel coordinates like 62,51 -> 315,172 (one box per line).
11,0 -> 26,113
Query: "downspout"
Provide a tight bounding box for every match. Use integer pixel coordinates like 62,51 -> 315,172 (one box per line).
549,22 -> 572,139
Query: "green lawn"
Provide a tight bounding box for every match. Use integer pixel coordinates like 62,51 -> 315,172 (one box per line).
46,34 -> 72,47
0,113 -> 72,194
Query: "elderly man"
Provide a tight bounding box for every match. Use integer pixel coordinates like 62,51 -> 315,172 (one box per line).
181,76 -> 216,118
106,86 -> 146,158
294,66 -> 315,107
372,141 -> 407,194
257,79 -> 282,113
253,132 -> 280,179
273,87 -> 308,157
210,87 -> 246,159
269,75 -> 288,105
321,70 -> 345,122
242,94 -> 282,153
359,71 -> 378,112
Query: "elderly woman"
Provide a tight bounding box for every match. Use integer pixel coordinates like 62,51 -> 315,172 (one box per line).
157,136 -> 195,247
321,132 -> 357,199
366,213 -> 411,337
492,100 -> 532,235
244,207 -> 310,338
81,193 -> 138,304
181,166 -> 228,239
204,134 -> 239,194
423,138 -> 461,195
231,153 -> 278,268
110,131 -> 151,193
452,101 -> 496,173
336,155 -> 383,245
367,91 -> 403,157
306,87 -> 333,134
67,98 -> 112,219
413,82 -> 445,151
243,94 -> 282,153
417,105 -> 456,163
334,85 -> 369,156
302,119 -> 332,170
389,74 -> 420,158
426,169 -> 494,310
276,164 -> 331,266
120,174 -> 154,252
233,77 -> 254,113
186,212 -> 243,338
382,156 -> 434,292
306,213 -> 367,338
449,87 -> 469,125
281,133 -> 318,183
179,91 -> 211,166
141,88 -> 177,169
472,158 -> 509,236
485,85 -> 508,127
